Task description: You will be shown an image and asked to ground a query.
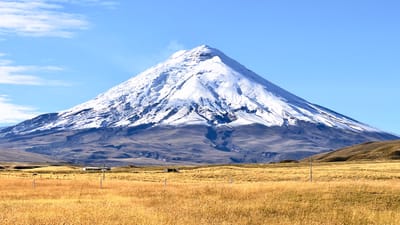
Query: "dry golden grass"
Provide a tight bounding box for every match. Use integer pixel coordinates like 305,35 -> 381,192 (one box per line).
0,161 -> 399,225
312,140 -> 400,162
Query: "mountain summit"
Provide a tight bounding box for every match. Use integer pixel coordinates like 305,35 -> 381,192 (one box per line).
7,45 -> 378,133
0,45 -> 397,165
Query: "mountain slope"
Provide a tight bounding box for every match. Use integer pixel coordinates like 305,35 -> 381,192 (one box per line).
4,45 -> 378,135
0,124 -> 395,165
0,45 -> 397,165
311,140 -> 400,162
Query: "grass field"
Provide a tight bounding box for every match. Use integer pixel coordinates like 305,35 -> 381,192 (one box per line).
0,161 -> 399,225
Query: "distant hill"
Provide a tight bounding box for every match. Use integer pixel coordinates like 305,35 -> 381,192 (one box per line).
311,140 -> 400,162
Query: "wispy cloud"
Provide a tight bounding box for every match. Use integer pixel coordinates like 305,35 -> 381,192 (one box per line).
164,40 -> 185,56
51,0 -> 119,9
0,0 -> 89,37
0,53 -> 68,86
113,40 -> 186,74
0,95 -> 39,124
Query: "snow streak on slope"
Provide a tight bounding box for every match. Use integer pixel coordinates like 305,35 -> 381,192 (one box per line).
36,45 -> 377,132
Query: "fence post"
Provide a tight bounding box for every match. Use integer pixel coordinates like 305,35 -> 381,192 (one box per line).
309,157 -> 313,182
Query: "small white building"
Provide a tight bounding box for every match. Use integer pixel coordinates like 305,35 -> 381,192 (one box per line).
82,166 -> 111,171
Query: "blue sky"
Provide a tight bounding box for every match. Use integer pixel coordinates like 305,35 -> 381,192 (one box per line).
0,0 -> 399,134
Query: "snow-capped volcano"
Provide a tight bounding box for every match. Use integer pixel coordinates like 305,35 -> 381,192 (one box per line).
26,45 -> 375,133
0,45 -> 397,165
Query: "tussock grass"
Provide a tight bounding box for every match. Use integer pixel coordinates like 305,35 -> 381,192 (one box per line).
0,161 -> 399,224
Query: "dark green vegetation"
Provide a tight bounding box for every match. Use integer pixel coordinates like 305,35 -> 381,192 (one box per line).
312,140 -> 400,162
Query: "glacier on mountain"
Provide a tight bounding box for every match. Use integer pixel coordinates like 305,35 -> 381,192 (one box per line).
33,45 -> 376,133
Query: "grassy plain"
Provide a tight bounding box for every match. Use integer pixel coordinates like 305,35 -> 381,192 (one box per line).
0,161 -> 399,225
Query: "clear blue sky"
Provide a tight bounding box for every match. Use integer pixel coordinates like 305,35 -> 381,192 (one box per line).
0,0 -> 399,135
